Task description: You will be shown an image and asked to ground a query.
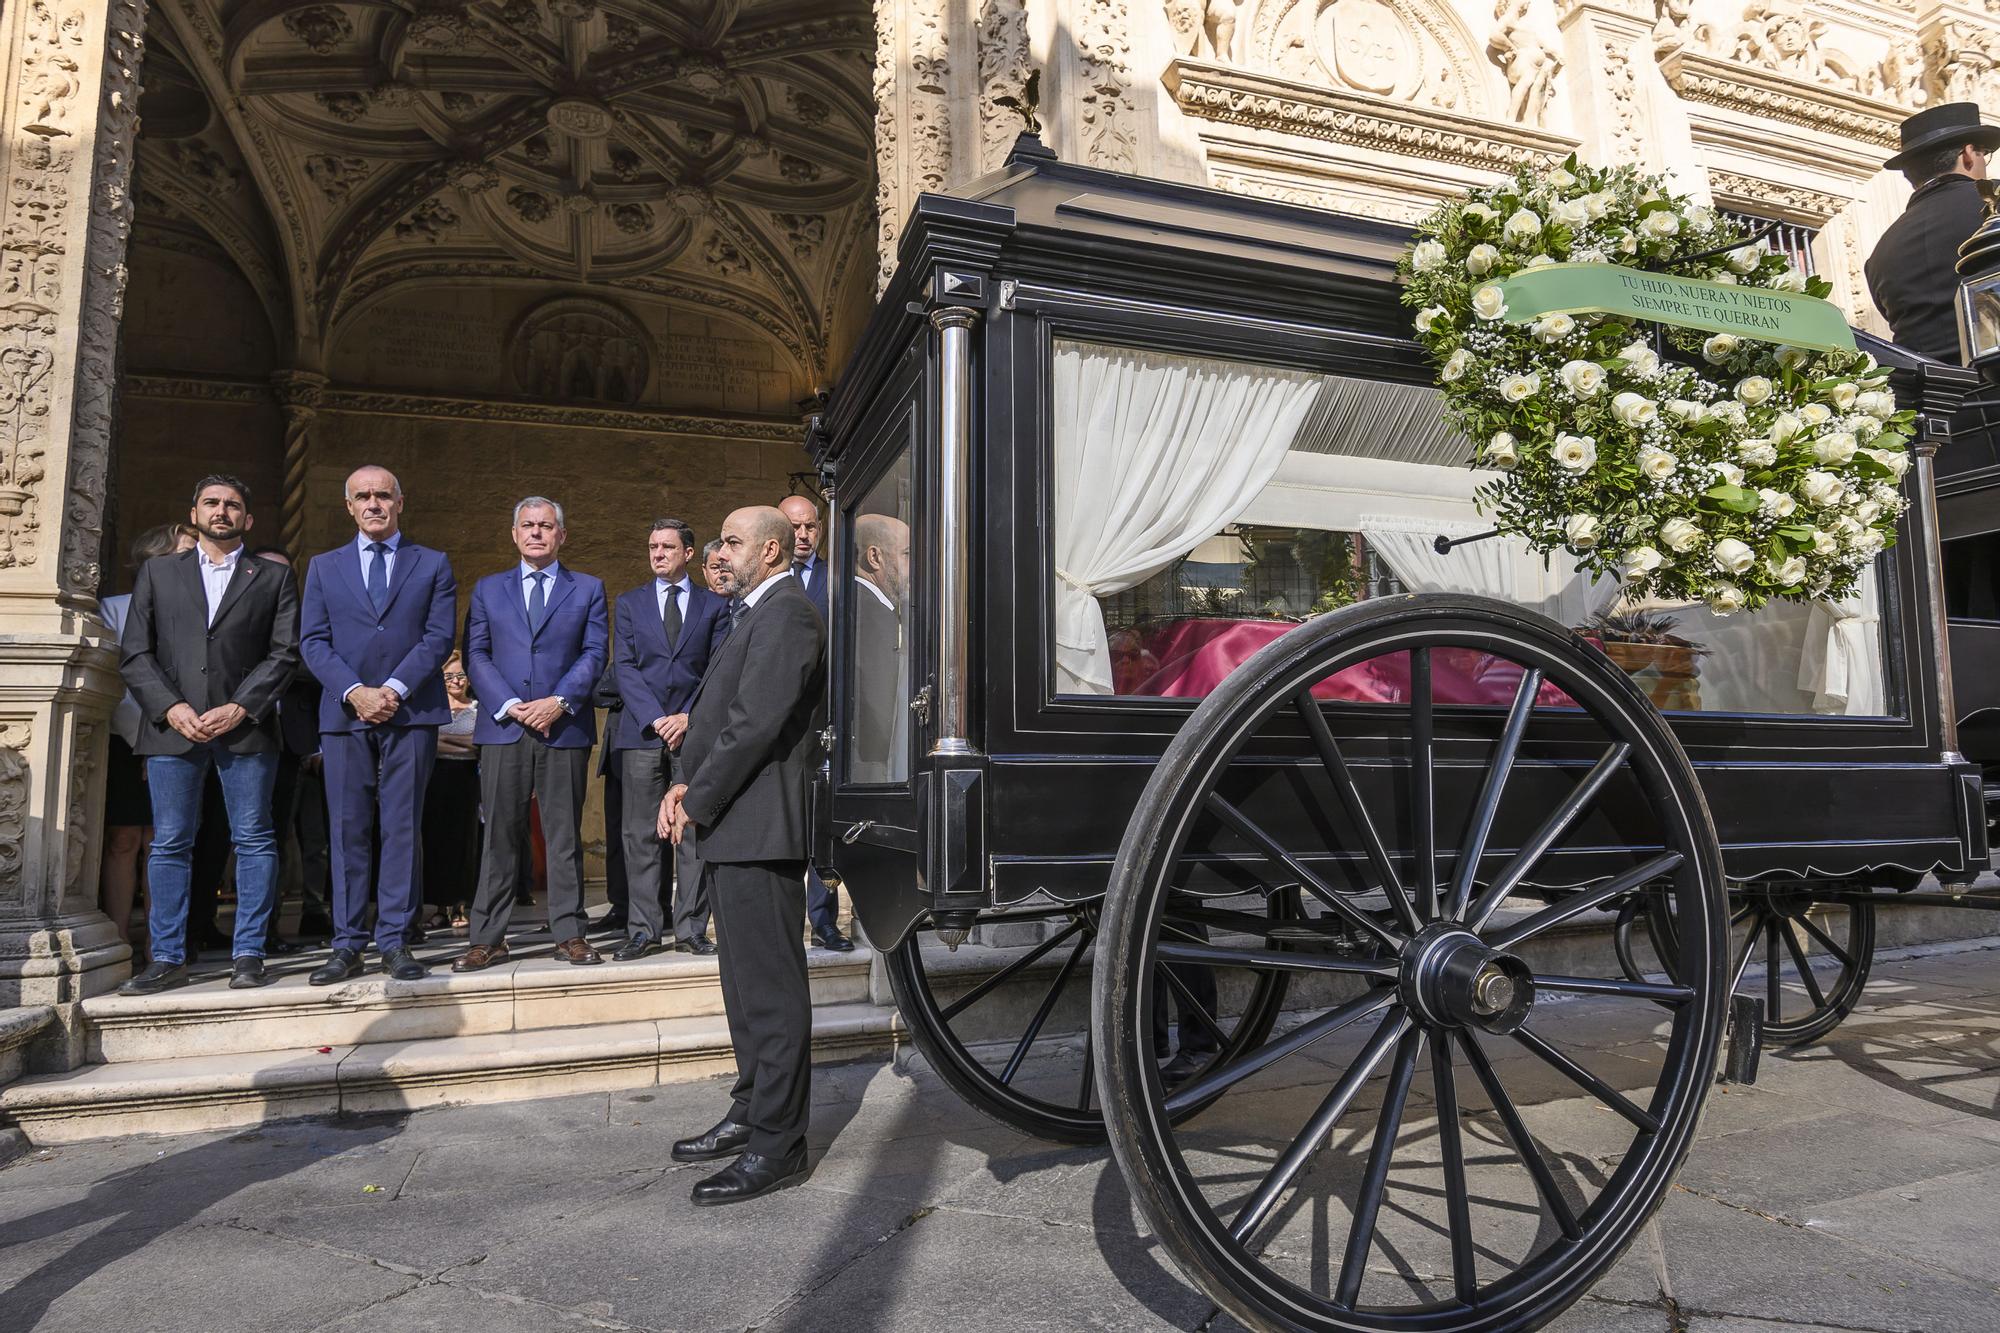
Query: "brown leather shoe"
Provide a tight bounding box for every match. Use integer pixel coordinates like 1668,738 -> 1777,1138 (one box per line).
553,936 -> 602,966
450,943 -> 510,973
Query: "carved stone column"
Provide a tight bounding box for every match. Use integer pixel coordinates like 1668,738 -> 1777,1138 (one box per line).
1556,0 -> 1664,172
0,0 -> 148,1023
273,370 -> 327,564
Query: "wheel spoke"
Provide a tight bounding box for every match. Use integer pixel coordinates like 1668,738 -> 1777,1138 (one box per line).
1166,901 -> 1359,944
1410,648 -> 1438,924
1534,973 -> 1694,1005
1228,1010 -> 1408,1244
1156,938 -> 1399,979
1293,691 -> 1420,935
1464,743 -> 1633,931
1797,913 -> 1857,970
1511,1026 -> 1660,1133
1334,1025 -> 1427,1309
1729,911 -> 1763,993
1486,851 -> 1684,951
1457,1031 -> 1581,1240
1765,917 -> 1782,1024
1206,792 -> 1406,951
1445,667 -> 1542,922
1779,921 -> 1828,1011
939,918 -> 1083,1022
998,932 -> 1090,1086
1432,1035 -> 1478,1306
1157,960 -> 1234,1052
1167,988 -> 1397,1113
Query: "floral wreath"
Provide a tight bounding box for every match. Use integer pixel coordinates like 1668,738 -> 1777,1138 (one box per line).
1400,156 -> 1916,615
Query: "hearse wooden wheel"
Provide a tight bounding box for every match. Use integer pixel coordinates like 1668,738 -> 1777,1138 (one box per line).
1643,890 -> 1875,1046
1095,595 -> 1728,1332
887,893 -> 1298,1143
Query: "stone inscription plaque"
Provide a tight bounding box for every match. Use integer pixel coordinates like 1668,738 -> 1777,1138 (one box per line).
657,333 -> 780,398
370,309 -> 503,381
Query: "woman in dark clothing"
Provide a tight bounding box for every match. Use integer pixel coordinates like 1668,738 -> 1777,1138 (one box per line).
421,652 -> 482,931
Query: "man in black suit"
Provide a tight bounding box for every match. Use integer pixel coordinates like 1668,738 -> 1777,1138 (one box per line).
848,513 -> 909,784
252,545 -> 332,949
663,505 -> 826,1204
118,475 -> 300,993
776,493 -> 850,952
1866,102 -> 1998,363
593,657 -> 630,935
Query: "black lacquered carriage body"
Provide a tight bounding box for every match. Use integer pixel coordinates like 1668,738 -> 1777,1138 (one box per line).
812,139 -> 1992,1332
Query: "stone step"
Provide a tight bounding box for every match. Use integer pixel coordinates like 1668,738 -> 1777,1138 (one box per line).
0,1002 -> 906,1146
81,944 -> 875,1063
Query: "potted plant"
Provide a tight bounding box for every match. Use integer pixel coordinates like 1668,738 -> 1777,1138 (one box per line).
1579,609 -> 1705,711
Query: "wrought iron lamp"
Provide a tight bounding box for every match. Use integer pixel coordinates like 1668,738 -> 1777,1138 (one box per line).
1957,186 -> 2000,373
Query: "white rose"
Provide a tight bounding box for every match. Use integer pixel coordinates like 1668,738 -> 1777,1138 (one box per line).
1709,461 -> 1746,487
1855,499 -> 1884,524
1829,382 -> 1858,410
1833,514 -> 1863,539
1869,482 -> 1900,507
1499,371 -> 1541,403
1660,517 -> 1703,553
1712,271 -> 1739,285
1810,528 -> 1837,556
1471,283 -> 1508,320
1852,414 -> 1883,441
1617,230 -> 1638,255
1774,346 -> 1809,371
1465,243 -> 1501,276
1769,412 -> 1802,443
1464,202 -> 1499,225
1811,431 -> 1857,465
1726,242 -> 1764,274
1582,191 -> 1613,220
1564,513 -> 1602,548
1560,359 -> 1605,396
1573,247 -> 1609,264
1800,470 -> 1846,506
1484,431 -> 1519,469
1618,341 -> 1662,378
1619,546 -> 1664,583
1554,432 -> 1599,471
1638,210 -> 1680,239
1738,439 -> 1778,467
1758,488 -> 1797,518
1860,446 -> 1910,480
1415,305 -> 1449,333
1766,554 -> 1808,586
1709,401 -> 1748,428
1799,402 -> 1833,427
1707,582 -> 1747,615
1503,208 -> 1543,245
1772,267 -> 1807,292
1612,391 -> 1658,427
1856,390 -> 1896,419
1855,527 -> 1887,555
1639,447 -> 1678,480
1525,254 -> 1557,268
1664,398 -> 1706,423
1547,167 -> 1577,189
1551,198 -> 1590,228
1441,349 -> 1471,382
1735,375 -> 1773,407
1703,334 -> 1741,363
1532,312 -> 1576,342
1711,537 -> 1755,575
1411,239 -> 1448,273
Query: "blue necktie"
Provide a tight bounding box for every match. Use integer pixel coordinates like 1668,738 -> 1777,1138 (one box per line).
366,542 -> 389,614
528,571 -> 548,633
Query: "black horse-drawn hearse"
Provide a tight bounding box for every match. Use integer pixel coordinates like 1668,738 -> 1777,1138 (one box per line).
807,136 -> 2000,1332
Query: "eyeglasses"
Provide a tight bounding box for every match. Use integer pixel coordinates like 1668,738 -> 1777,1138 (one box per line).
443,673 -> 468,683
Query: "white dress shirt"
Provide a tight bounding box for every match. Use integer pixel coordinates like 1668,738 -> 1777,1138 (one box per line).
740,567 -> 792,611
498,559 -> 568,720
197,544 -> 243,627
346,530 -> 410,704
655,574 -> 691,623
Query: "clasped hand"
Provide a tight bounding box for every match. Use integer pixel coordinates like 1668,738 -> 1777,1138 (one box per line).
652,713 -> 689,748
508,696 -> 567,736
657,782 -> 694,844
349,685 -> 402,725
166,701 -> 247,743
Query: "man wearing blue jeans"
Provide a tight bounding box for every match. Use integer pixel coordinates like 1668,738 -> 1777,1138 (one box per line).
118,475 -> 300,993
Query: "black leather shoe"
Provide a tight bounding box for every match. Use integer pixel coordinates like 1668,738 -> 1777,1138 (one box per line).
118,961 -> 188,996
309,947 -> 364,986
1159,1048 -> 1214,1090
812,927 -> 855,953
228,955 -> 270,990
686,936 -> 717,956
612,934 -> 658,962
595,911 -> 629,935
690,1149 -> 809,1206
672,1116 -> 754,1162
265,936 -> 303,957
381,946 -> 426,981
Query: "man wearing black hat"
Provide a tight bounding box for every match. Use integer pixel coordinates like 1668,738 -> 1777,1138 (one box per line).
1865,101 -> 2000,364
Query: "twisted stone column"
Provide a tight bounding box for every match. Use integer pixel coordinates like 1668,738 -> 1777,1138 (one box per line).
272,370 -> 328,566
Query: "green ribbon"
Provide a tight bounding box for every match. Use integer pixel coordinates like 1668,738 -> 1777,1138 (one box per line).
1496,262 -> 1856,354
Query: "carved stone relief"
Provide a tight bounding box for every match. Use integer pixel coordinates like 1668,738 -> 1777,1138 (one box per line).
1077,0 -> 1137,169
64,717 -> 98,891
1698,0 -> 1867,92
1236,0 -> 1497,119
0,722 -> 28,892
975,0 -> 1033,171
394,197 -> 460,244
1925,21 -> 2000,109
507,296 -> 651,405
1489,0 -> 1563,123
776,213 -> 826,258
281,6 -> 352,54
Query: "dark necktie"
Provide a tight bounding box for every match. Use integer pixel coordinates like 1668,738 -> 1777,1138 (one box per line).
792,557 -> 808,590
662,583 -> 681,649
730,596 -> 747,630
366,541 -> 389,614
527,570 -> 548,633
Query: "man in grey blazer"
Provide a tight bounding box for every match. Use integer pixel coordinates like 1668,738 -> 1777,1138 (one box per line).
662,505 -> 825,1205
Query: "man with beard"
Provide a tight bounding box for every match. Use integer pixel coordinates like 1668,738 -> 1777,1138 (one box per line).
775,493 -> 850,952
118,475 -> 299,993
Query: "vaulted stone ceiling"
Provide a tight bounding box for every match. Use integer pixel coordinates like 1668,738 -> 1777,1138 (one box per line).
138,0 -> 874,388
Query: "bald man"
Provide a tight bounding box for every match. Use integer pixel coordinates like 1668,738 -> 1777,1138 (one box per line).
775,493 -> 850,951
849,513 -> 909,784
661,505 -> 826,1204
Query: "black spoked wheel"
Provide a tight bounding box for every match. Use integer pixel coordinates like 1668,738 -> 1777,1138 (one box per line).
888,891 -> 1300,1143
1095,595 -> 1729,1332
1644,889 -> 1875,1046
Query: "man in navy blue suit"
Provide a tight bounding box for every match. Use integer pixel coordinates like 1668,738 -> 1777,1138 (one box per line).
300,465 -> 458,984
454,496 -> 610,970
777,494 -> 851,952
606,518 -> 730,959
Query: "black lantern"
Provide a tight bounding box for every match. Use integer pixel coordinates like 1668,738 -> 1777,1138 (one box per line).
1958,190 -> 2000,373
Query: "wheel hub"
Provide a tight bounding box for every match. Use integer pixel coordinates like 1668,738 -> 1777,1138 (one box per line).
1400,923 -> 1535,1033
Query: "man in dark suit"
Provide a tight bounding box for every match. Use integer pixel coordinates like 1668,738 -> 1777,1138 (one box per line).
1866,102 -> 1998,363
118,475 -> 299,994
663,505 -> 826,1204
592,657 -> 630,935
299,465 -> 458,984
848,513 -> 909,784
607,518 -> 730,959
454,496 -> 610,970
251,545 -> 330,951
776,493 -> 850,953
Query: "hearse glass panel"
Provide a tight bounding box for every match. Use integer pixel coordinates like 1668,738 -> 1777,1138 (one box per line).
1048,337 -> 1892,717
844,445 -> 916,786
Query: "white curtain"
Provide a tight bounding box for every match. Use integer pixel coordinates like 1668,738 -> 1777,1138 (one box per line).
1053,343 -> 1325,694
1358,514 -> 1622,625
1799,566 -> 1885,714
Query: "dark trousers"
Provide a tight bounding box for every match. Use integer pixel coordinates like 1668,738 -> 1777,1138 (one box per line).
471,741 -> 589,947
421,758 -> 483,908
616,746 -> 705,944
711,859 -> 812,1160
602,755 -> 629,917
324,725 -> 436,953
806,867 -> 838,937
290,761 -> 334,931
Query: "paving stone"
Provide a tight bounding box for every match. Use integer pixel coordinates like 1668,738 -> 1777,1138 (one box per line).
310,1280 -> 589,1333
1685,1319 -> 1896,1333
1795,1160 -> 2000,1291
1668,1108 -> 2000,1215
